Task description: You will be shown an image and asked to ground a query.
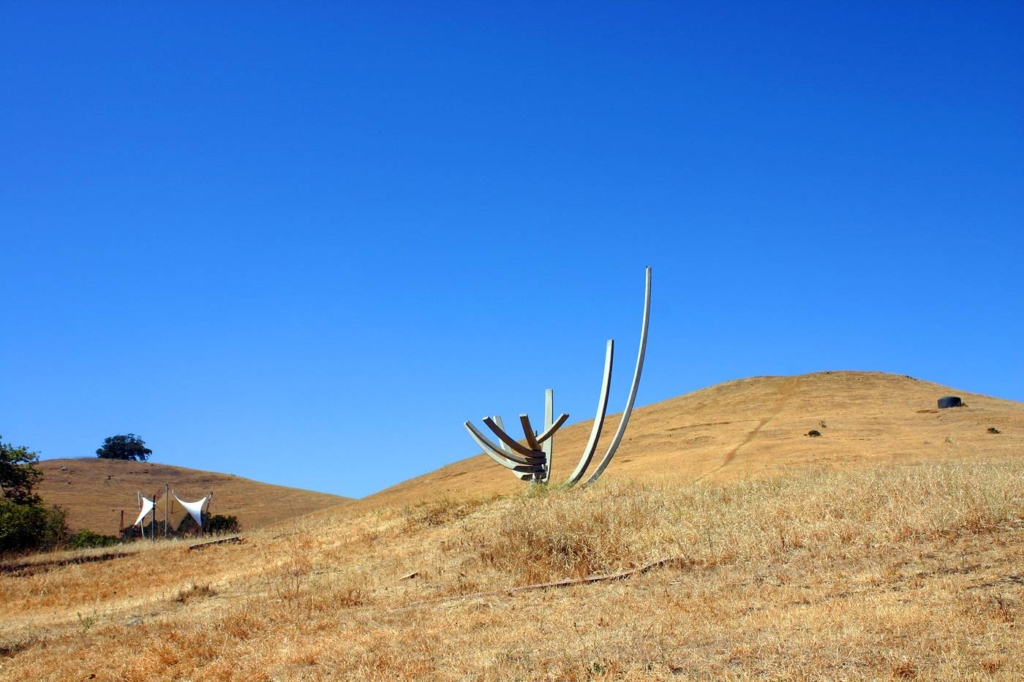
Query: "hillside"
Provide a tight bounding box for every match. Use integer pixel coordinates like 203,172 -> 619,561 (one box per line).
2,371 -> 1022,679
35,459 -> 352,534
3,458 -> 1022,678
365,370 -> 1024,507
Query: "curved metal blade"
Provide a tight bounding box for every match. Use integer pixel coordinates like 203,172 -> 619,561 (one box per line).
584,266 -> 652,486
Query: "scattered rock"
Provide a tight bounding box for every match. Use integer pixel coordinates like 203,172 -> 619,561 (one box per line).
806,430 -> 822,438
988,427 -> 1001,434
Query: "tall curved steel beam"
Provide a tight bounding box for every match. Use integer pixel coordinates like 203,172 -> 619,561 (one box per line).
464,422 -> 545,470
583,266 -> 652,487
483,417 -> 544,459
565,339 -> 615,485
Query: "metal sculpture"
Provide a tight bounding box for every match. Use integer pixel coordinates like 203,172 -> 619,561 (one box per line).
464,267 -> 651,487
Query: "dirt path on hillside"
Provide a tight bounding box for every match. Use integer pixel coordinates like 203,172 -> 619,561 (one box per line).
695,376 -> 801,481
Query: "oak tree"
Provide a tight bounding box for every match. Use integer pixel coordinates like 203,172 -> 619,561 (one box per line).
96,434 -> 153,461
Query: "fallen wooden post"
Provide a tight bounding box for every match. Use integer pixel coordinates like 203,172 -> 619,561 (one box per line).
188,536 -> 243,551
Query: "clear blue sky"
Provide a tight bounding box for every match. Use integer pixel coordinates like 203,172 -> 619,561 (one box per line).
3,2 -> 1021,498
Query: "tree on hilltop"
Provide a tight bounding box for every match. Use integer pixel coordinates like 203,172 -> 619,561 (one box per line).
96,434 -> 152,461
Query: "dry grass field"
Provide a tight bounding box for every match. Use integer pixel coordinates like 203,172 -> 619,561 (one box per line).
2,371 -> 1022,680
367,371 -> 1024,507
35,459 -> 352,534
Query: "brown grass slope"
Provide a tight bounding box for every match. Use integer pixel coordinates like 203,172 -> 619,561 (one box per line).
2,460 -> 1022,679
36,459 -> 353,534
2,370 -> 1022,680
365,370 -> 1024,508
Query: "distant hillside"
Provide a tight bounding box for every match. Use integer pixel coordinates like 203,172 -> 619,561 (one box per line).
37,371 -> 1022,530
364,371 -> 1024,507
5,380 -> 1023,679
36,459 -> 352,534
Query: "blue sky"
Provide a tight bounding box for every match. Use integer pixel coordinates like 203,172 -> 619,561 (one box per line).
2,2 -> 1021,498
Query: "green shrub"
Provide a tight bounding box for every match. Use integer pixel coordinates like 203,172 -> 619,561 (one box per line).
205,514 -> 240,534
0,500 -> 67,553
67,529 -> 121,549
1,435 -> 68,554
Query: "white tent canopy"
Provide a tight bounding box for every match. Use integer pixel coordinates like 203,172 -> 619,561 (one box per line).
133,496 -> 155,528
173,493 -> 211,528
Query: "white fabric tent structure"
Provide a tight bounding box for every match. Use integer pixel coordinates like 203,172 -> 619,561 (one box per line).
133,495 -> 156,536
173,493 -> 211,529
127,491 -> 215,538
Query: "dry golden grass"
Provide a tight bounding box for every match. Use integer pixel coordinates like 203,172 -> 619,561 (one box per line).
2,457 -> 1022,680
365,371 -> 1024,508
5,372 -> 1021,679
35,458 -> 352,534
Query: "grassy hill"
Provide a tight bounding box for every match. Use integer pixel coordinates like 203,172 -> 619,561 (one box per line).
2,371 -> 1022,680
35,459 -> 352,534
365,370 -> 1024,507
